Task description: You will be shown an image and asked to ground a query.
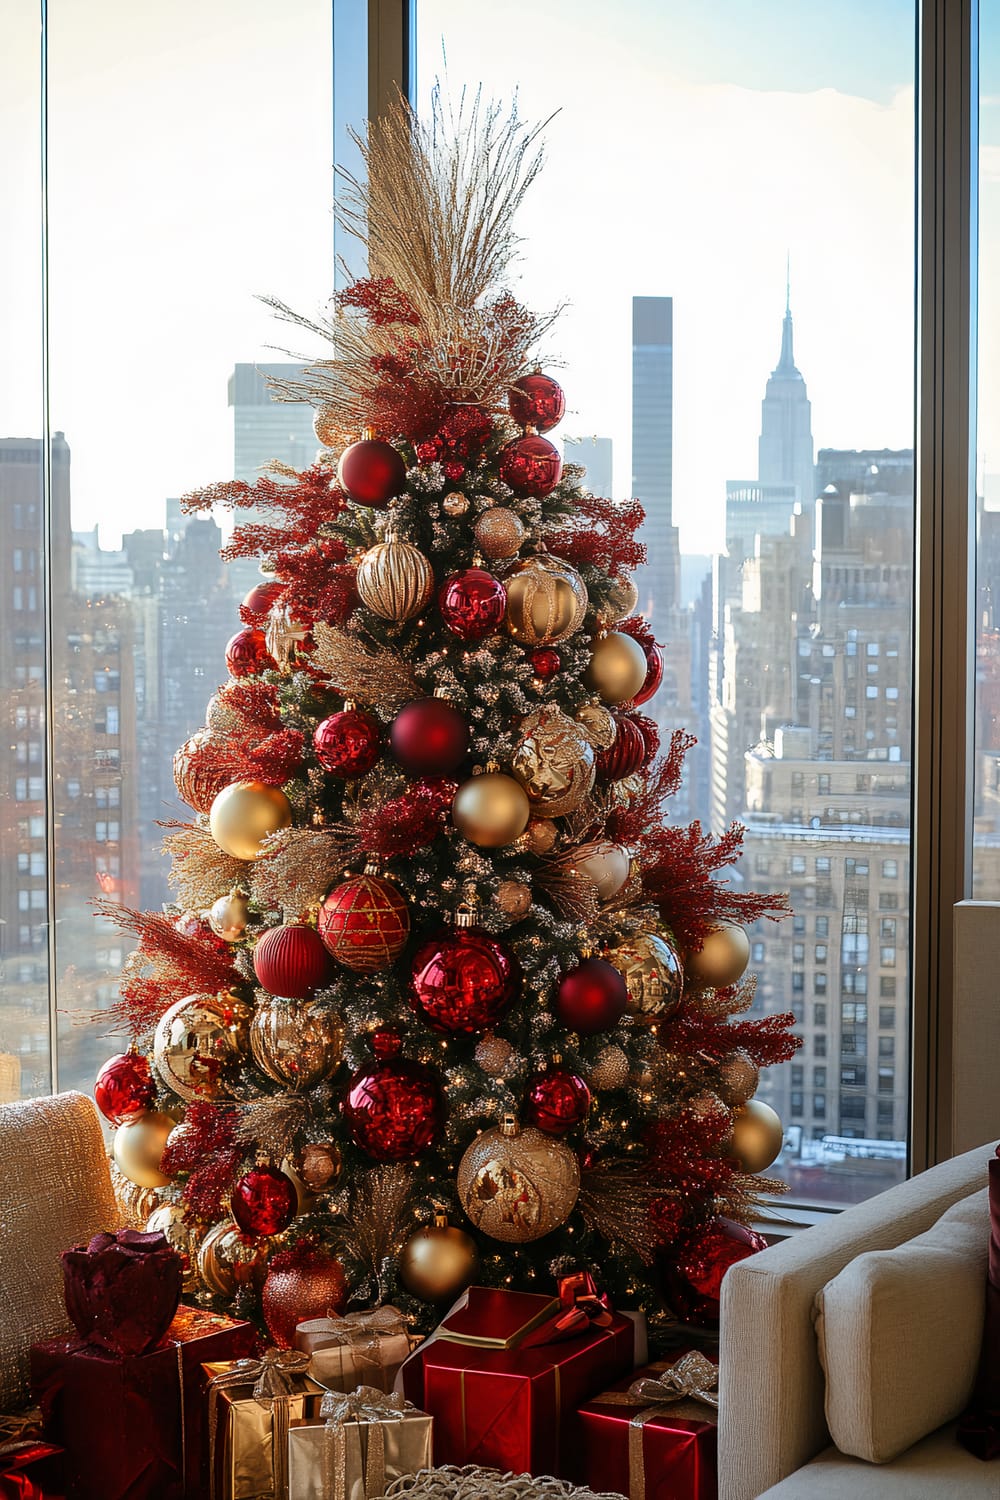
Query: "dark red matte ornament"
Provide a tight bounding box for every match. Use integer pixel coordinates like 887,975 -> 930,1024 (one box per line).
554,957 -> 629,1035
337,438 -> 406,508
390,699 -> 469,776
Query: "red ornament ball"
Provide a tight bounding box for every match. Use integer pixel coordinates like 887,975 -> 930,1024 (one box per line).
660,1218 -> 768,1327
596,714 -> 646,781
252,923 -> 332,1000
94,1052 -> 155,1125
390,699 -> 469,777
554,957 -> 629,1035
633,641 -> 664,707
438,568 -> 507,641
529,648 -> 561,681
498,434 -> 563,497
318,874 -> 410,973
230,1164 -> 298,1237
262,1247 -> 348,1348
525,1063 -> 591,1135
337,438 -> 407,509
314,708 -> 381,778
410,926 -> 522,1034
343,1028 -> 444,1162
226,626 -> 275,678
241,580 -> 283,621
508,374 -> 566,434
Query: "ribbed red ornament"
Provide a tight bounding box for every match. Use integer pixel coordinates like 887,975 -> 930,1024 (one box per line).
524,1063 -> 591,1135
633,641 -> 664,706
318,874 -> 410,973
498,434 -> 563,497
337,439 -> 407,508
389,700 -> 469,776
438,568 -> 507,641
230,1165 -> 298,1237
410,926 -> 521,1034
94,1052 -> 155,1125
596,714 -> 646,781
262,1250 -> 348,1348
554,957 -> 629,1035
226,626 -> 276,678
508,374 -> 566,434
314,709 -> 381,778
252,924 -> 332,999
343,1028 -> 444,1161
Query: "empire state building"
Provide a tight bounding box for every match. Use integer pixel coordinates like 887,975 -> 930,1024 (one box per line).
757,288 -> 815,515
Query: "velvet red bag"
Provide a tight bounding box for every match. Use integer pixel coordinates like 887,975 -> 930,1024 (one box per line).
60,1229 -> 181,1357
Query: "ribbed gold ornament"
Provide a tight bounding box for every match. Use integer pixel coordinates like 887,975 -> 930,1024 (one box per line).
452,771 -> 531,848
209,781 -> 293,861
153,991 -> 251,1103
503,553 -> 588,645
606,931 -> 684,1022
197,1220 -> 271,1296
249,997 -> 345,1090
473,506 -> 525,560
510,707 -> 595,817
356,534 -> 435,621
457,1113 -> 580,1243
584,631 -> 648,704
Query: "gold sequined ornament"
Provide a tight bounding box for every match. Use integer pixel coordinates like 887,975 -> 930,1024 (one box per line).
474,1033 -> 517,1075
728,1099 -> 784,1174
398,1212 -> 481,1301
606,931 -> 684,1022
356,532 -> 435,622
563,840 -> 632,901
587,1043 -> 629,1090
473,506 -> 525,561
442,491 -> 469,516
511,707 -> 596,818
145,1203 -> 204,1292
575,701 -> 618,752
687,922 -> 751,989
687,1090 -> 732,1128
197,1220 -> 271,1296
249,997 -> 345,1090
314,403 -> 342,449
603,575 -> 640,623
112,1110 -> 175,1189
209,781 -> 293,862
717,1049 -> 760,1106
265,604 -> 311,674
207,889 -> 251,942
496,880 -> 532,918
153,991 -> 251,1103
503,552 -> 588,645
457,1113 -> 580,1243
584,631 -> 648,704
452,771 -> 531,848
517,818 -> 559,855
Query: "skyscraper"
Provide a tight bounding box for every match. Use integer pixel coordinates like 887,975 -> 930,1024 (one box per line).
229,364 -> 318,482
630,296 -> 680,620
757,286 -> 815,519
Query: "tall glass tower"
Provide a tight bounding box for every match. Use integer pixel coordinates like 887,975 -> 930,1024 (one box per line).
631,296 -> 680,619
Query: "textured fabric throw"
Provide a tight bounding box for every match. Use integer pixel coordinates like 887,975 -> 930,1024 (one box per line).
379,1466 -> 626,1499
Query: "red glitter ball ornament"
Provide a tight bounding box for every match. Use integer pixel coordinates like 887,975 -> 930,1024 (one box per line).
226,626 -> 275,678
337,439 -> 407,508
343,1028 -> 444,1162
554,957 -> 629,1035
390,699 -> 469,776
230,1164 -> 298,1237
529,647 -> 561,681
314,708 -> 381,778
252,923 -> 332,1000
508,373 -> 566,434
498,434 -> 563,497
318,874 -> 410,973
413,776 -> 459,815
438,568 -> 507,641
660,1218 -> 768,1327
525,1062 -> 591,1135
596,714 -> 646,781
409,925 -> 522,1034
241,580 -> 283,621
94,1051 -> 155,1125
262,1247 -> 348,1348
633,641 -> 664,707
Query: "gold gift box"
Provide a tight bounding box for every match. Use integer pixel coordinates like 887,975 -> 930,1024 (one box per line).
287,1405 -> 433,1500
203,1361 -> 326,1500
294,1312 -> 411,1394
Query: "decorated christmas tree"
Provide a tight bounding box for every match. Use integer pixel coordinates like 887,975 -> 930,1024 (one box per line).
94,91 -> 798,1339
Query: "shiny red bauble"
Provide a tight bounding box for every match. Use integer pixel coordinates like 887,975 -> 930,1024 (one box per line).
438,568 -> 507,641
261,1249 -> 348,1348
554,957 -> 629,1035
230,1164 -> 298,1237
390,699 -> 469,776
252,923 -> 332,999
241,580 -> 283,621
410,926 -> 522,1035
529,648 -> 561,681
508,374 -> 566,434
337,439 -> 407,508
318,874 -> 410,973
226,626 -> 275,678
498,434 -> 563,497
343,1028 -> 445,1161
596,714 -> 646,781
94,1051 -> 155,1125
524,1063 -> 591,1135
314,708 -> 381,778
633,641 -> 664,707
659,1218 -> 768,1327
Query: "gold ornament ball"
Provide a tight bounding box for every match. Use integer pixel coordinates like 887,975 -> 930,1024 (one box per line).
208,890 -> 251,943
356,535 -> 435,622
570,840 -> 632,901
606,931 -> 684,1022
112,1111 -> 175,1189
584,631 -> 649,705
209,782 -> 293,862
718,1049 -> 760,1106
398,1213 -> 481,1301
197,1220 -> 271,1297
452,772 -> 531,848
473,507 -> 525,561
511,707 -> 596,818
686,922 -> 751,989
575,701 -> 618,752
154,991 -> 251,1103
250,997 -> 345,1090
313,404 -> 341,449
289,1139 -> 343,1195
474,1033 -> 517,1075
588,1043 -> 630,1091
603,575 -> 640,623
519,818 -> 559,856
496,880 -> 532,919
729,1099 -> 784,1174
457,1114 -> 580,1243
146,1203 -> 204,1291
503,553 -> 588,646
442,491 -> 469,517
109,1160 -> 163,1227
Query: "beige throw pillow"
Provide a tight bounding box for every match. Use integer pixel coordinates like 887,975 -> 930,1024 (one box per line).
813,1185 -> 989,1464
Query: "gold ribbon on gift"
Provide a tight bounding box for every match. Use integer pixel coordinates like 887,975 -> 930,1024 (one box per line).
207,1348 -> 312,1500
301,1307 -> 407,1392
320,1384 -> 414,1500
592,1352 -> 719,1500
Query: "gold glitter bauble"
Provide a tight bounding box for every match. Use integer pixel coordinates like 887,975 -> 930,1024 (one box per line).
398,1213 -> 481,1301
496,880 -> 532,918
511,707 -> 595,818
209,781 -> 293,862
154,991 -> 251,1103
718,1049 -> 760,1106
313,404 -> 342,449
197,1220 -> 271,1297
442,491 -> 470,516
562,840 -> 632,901
518,818 -> 559,856
112,1111 -> 175,1189
457,1114 -> 580,1243
207,890 -> 251,942
606,931 -> 684,1022
584,632 -> 648,705
452,772 -> 531,848
146,1203 -> 204,1291
728,1099 -> 784,1174
503,553 -> 588,646
474,1033 -> 517,1075
289,1139 -> 343,1195
575,701 -> 618,752
474,507 -> 525,560
356,535 -> 435,621
249,996 -> 345,1090
687,1090 -> 732,1128
265,604 -> 312,674
587,1044 -> 629,1091
686,923 -> 751,989
604,575 -> 640,623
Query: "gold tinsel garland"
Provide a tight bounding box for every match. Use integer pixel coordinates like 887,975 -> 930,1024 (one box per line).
160,822 -> 249,912
250,827 -> 357,915
310,625 -> 423,714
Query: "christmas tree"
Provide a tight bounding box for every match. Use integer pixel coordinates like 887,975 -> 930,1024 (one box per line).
95,91 -> 798,1337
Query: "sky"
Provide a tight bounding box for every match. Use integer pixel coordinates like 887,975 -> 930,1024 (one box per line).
3,0 -> 998,556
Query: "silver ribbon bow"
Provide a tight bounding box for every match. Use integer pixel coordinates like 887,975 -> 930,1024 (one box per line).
207,1348 -> 312,1500
304,1307 -> 408,1392
626,1351 -> 719,1410
321,1384 -> 414,1500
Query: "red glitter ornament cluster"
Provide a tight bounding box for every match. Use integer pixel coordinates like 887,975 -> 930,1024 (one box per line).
524,1063 -> 591,1135
160,1102 -> 243,1221
354,781 -> 451,858
262,1242 -> 348,1348
554,957 -> 629,1035
414,404 -> 493,476
343,1028 -> 444,1162
438,568 -> 506,641
409,925 -> 521,1034
314,709 -> 381,778
226,627 -> 275,678
390,699 -> 469,776
498,434 -> 563,497
253,924 -> 332,1000
94,1052 -> 155,1125
318,874 -> 410,973
230,1164 -> 298,1237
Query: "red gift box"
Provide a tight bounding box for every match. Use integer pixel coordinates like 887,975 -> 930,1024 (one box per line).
30,1304 -> 254,1500
398,1284 -> 637,1478
0,1440 -> 64,1500
574,1353 -> 719,1500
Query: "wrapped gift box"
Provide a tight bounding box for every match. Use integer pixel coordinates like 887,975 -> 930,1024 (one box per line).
294,1309 -> 410,1395
30,1304 -> 254,1500
287,1386 -> 432,1500
203,1353 -> 325,1500
574,1352 -> 719,1500
0,1439 -> 65,1500
398,1284 -> 637,1479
